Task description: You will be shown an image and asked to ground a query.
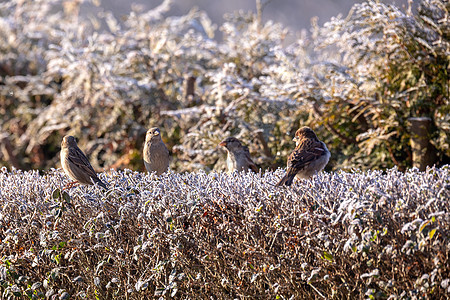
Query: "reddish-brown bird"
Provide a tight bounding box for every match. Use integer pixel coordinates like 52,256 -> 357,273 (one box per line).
276,127 -> 330,186
60,135 -> 107,189
219,137 -> 258,173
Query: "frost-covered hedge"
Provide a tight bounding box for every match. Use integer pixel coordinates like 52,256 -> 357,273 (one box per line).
0,167 -> 449,299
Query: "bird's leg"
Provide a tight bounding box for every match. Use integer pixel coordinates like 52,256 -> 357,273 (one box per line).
306,173 -> 320,188
63,181 -> 79,190
297,178 -> 310,188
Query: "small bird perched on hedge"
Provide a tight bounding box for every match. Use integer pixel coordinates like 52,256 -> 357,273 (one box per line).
60,135 -> 107,189
219,137 -> 258,173
276,127 -> 330,187
143,127 -> 170,175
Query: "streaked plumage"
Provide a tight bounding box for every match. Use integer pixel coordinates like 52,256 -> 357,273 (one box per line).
219,137 -> 258,173
143,127 -> 170,175
60,135 -> 107,189
276,127 -> 330,186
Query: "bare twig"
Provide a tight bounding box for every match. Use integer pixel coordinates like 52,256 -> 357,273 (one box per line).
0,133 -> 22,169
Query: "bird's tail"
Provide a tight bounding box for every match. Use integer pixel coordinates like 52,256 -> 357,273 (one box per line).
93,177 -> 107,189
276,174 -> 295,187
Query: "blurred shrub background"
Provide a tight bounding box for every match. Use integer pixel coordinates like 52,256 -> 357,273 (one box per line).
0,0 -> 448,173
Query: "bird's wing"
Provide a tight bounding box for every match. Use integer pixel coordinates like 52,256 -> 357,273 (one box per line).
243,146 -> 259,173
287,139 -> 326,172
67,146 -> 98,178
163,142 -> 170,156
248,160 -> 259,173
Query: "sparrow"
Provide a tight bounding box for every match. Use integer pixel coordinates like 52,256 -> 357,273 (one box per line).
60,135 -> 107,189
143,127 -> 169,175
219,137 -> 258,173
276,127 -> 330,186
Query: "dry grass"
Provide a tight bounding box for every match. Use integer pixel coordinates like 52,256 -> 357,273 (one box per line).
0,166 -> 449,299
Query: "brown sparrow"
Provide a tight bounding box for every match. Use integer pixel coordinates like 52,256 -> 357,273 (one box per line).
60,135 -> 107,189
276,127 -> 330,186
219,137 -> 258,173
143,127 -> 170,175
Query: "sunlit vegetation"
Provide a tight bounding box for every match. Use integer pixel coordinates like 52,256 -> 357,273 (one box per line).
0,0 -> 449,298
0,0 -> 448,173
0,167 -> 449,298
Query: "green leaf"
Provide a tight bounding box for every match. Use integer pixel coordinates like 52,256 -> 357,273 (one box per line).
322,251 -> 334,262
54,254 -> 61,264
428,228 -> 437,240
431,216 -> 436,222
419,220 -> 430,233
52,189 -> 61,200
62,191 -> 70,202
24,288 -> 33,298
58,241 -> 67,249
370,231 -> 378,242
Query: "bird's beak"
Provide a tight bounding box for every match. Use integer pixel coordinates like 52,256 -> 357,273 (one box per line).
219,141 -> 226,147
154,131 -> 160,136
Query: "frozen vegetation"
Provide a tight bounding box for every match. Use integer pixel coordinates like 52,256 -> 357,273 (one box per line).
0,166 -> 449,298
0,0 -> 448,172
0,0 -> 449,298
